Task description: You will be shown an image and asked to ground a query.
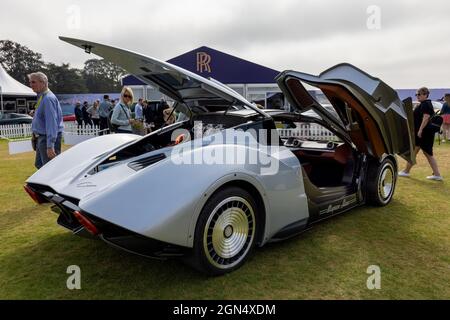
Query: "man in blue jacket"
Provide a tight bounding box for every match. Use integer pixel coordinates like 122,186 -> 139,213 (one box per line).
29,72 -> 64,169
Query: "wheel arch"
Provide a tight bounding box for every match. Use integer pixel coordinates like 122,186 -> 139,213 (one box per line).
188,174 -> 269,248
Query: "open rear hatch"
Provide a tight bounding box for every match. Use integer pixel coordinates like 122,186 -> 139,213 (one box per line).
276,63 -> 415,163
59,36 -> 266,117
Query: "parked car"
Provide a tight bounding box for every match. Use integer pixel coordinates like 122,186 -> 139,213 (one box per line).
63,114 -> 76,122
24,37 -> 415,275
0,112 -> 32,125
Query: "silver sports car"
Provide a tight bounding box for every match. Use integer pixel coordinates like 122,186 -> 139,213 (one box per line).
24,37 -> 415,275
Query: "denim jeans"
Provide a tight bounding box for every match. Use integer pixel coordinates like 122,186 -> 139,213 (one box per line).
34,133 -> 62,169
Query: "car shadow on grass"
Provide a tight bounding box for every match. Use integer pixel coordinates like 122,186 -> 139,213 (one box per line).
0,231 -> 216,299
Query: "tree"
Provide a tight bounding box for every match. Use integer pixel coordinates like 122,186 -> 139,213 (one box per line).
0,40 -> 45,84
0,40 -> 126,94
45,63 -> 88,94
83,59 -> 125,92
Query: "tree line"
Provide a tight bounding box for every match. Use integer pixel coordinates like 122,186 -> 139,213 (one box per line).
0,40 -> 125,94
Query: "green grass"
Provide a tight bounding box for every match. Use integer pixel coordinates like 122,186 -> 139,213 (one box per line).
0,139 -> 449,299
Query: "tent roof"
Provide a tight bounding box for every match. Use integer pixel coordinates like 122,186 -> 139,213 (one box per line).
0,64 -> 36,97
122,46 -> 280,86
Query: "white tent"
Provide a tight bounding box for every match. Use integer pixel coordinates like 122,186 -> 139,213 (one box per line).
0,64 -> 36,112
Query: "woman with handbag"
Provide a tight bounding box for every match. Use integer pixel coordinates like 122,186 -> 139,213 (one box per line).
111,87 -> 135,133
399,87 -> 443,181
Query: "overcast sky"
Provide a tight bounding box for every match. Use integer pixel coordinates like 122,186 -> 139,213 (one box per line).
1,0 -> 449,88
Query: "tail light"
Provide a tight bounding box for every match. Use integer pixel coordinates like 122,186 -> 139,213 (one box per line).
73,211 -> 100,235
23,185 -> 45,204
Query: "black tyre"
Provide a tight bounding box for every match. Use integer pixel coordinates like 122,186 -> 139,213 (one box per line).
366,157 -> 397,206
189,186 -> 258,275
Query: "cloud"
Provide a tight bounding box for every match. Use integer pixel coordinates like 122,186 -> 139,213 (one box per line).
0,0 -> 449,87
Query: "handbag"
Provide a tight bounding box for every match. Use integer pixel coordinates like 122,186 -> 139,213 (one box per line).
108,104 -> 129,132
425,113 -> 443,133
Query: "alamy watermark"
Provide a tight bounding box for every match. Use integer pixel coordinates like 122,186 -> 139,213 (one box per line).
366,5 -> 381,30
366,265 -> 381,290
66,265 -> 81,290
66,5 -> 81,30
168,122 -> 282,175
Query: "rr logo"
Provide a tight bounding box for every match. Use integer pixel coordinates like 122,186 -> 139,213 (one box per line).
196,52 -> 211,73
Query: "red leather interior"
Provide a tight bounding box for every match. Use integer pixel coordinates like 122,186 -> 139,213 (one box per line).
293,144 -> 352,165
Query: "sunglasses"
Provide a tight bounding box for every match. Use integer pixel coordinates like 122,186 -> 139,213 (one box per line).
415,93 -> 422,97
123,94 -> 132,99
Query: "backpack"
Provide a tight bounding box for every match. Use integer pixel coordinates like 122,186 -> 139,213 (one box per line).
425,113 -> 443,133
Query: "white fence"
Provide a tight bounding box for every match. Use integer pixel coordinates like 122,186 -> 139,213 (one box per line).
63,122 -> 107,145
0,122 -> 104,140
1,122 -> 338,142
277,123 -> 339,141
63,122 -> 104,135
0,123 -> 33,139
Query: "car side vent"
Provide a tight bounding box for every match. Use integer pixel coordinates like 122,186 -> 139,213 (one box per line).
128,154 -> 166,171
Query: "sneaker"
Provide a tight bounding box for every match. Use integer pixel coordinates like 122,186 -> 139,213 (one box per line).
426,175 -> 443,181
398,171 -> 410,177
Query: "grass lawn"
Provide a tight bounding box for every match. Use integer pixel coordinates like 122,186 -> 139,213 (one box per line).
0,138 -> 449,299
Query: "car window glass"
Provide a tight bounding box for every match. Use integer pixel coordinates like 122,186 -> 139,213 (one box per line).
301,89 -> 342,124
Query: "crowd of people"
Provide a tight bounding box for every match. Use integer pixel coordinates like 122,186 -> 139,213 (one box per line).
74,96 -> 117,133
72,87 -> 175,135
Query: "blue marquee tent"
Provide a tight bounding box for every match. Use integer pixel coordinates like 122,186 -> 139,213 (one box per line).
122,46 -> 280,86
